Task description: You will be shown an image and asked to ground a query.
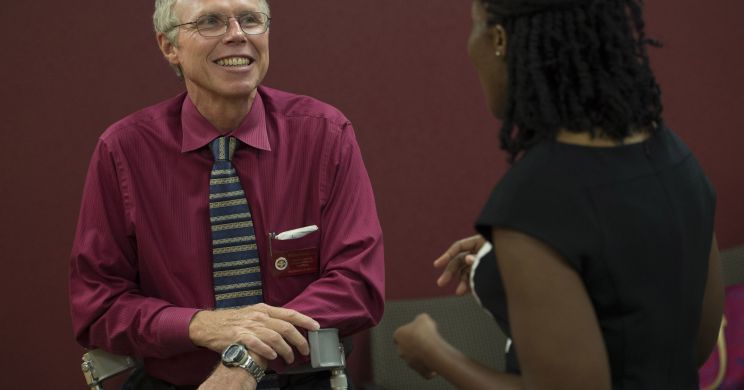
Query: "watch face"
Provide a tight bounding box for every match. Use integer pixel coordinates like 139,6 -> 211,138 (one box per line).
223,344 -> 246,364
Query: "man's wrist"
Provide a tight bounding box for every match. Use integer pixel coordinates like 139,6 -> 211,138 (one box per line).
188,310 -> 214,348
211,364 -> 257,386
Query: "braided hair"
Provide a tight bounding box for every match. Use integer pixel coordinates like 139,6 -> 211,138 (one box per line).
480,0 -> 663,161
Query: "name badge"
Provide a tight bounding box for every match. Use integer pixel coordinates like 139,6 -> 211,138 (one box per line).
271,248 -> 319,277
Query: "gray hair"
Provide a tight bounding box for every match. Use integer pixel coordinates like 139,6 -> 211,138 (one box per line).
153,0 -> 181,45
153,0 -> 271,78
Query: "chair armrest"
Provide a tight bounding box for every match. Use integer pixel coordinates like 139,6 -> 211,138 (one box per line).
81,349 -> 140,389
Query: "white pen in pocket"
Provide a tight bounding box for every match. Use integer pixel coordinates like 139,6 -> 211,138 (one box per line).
273,225 -> 319,240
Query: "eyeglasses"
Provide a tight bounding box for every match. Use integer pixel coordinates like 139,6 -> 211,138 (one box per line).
169,11 -> 271,37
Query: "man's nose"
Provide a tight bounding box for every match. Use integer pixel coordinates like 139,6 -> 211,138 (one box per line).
224,18 -> 247,42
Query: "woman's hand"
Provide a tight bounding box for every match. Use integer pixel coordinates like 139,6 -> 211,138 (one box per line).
434,235 -> 486,295
393,313 -> 445,379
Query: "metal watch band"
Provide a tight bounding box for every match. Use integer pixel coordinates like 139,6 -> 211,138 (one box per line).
239,354 -> 265,383
221,343 -> 266,383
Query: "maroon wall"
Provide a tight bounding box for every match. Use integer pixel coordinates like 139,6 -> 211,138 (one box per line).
1,1 -> 742,388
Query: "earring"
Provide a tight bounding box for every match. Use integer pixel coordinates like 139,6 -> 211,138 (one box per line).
495,49 -> 503,57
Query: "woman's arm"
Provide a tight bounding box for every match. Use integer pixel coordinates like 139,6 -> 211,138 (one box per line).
395,234 -> 522,389
395,228 -> 611,389
696,234 -> 724,366
492,229 -> 611,389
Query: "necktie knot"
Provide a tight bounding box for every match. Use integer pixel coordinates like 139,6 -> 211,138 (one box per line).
209,136 -> 238,162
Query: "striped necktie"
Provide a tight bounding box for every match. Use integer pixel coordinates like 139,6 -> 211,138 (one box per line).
209,137 -> 281,389
209,136 -> 263,308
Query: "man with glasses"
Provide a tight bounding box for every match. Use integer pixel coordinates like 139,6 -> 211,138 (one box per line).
69,0 -> 384,389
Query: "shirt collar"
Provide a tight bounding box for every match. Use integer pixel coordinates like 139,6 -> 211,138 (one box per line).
180,89 -> 271,153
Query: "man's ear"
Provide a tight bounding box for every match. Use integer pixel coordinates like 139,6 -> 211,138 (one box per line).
156,32 -> 180,67
490,24 -> 508,58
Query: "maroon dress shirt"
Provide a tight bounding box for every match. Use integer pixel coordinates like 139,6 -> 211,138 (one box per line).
69,86 -> 385,385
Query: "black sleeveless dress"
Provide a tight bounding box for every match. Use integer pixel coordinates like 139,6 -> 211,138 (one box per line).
472,128 -> 716,389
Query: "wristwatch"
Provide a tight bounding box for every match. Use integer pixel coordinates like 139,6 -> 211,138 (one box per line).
221,343 -> 266,383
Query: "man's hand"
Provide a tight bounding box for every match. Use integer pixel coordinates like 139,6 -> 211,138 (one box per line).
434,235 -> 486,295
189,303 -> 320,363
393,313 -> 445,379
198,364 -> 256,390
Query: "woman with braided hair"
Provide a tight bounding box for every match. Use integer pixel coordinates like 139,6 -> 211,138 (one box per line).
393,0 -> 723,388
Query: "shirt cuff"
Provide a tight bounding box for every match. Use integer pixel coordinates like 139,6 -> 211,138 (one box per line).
156,306 -> 202,354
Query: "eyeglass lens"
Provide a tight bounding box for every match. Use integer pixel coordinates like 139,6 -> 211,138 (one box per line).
195,12 -> 269,36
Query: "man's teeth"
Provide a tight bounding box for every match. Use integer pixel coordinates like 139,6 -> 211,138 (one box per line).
216,57 -> 251,66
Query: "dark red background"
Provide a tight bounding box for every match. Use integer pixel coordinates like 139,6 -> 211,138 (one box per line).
1,1 -> 742,388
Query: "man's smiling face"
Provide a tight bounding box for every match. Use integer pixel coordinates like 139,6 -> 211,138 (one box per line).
168,0 -> 270,101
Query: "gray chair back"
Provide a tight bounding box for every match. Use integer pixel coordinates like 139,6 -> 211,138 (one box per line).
722,245 -> 744,286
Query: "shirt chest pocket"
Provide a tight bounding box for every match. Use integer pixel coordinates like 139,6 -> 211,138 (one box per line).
268,228 -> 320,278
